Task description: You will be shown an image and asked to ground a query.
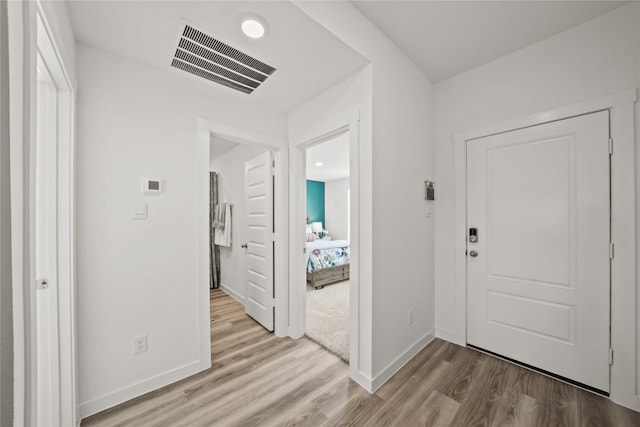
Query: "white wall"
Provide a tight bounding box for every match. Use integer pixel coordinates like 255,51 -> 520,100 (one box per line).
434,1 -> 640,406
292,1 -> 435,390
0,1 -> 13,425
75,43 -> 286,417
324,178 -> 349,241
210,143 -> 267,302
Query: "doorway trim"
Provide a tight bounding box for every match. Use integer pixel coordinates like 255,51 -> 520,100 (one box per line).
451,89 -> 638,410
289,118 -> 362,384
196,118 -> 289,353
29,5 -> 78,426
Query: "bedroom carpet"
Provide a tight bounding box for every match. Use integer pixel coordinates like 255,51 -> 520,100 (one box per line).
306,280 -> 349,361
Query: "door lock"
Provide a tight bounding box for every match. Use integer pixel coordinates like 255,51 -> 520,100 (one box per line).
469,228 -> 478,243
36,278 -> 49,290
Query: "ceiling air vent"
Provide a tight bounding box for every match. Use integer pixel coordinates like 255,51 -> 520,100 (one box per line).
171,24 -> 276,94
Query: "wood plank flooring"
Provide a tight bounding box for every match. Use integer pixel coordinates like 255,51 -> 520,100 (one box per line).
82,289 -> 640,426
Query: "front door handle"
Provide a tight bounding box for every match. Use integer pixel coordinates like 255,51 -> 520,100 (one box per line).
241,243 -> 248,249
469,250 -> 478,257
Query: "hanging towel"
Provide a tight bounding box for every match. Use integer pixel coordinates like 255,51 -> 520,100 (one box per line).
218,203 -> 226,231
214,204 -> 232,247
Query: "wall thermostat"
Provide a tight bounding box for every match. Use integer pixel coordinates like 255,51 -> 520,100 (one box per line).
143,178 -> 163,194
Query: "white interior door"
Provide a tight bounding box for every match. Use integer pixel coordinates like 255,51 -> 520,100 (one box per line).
35,53 -> 61,425
244,151 -> 274,331
467,111 -> 610,392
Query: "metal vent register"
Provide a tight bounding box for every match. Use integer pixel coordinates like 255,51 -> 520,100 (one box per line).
171,25 -> 276,94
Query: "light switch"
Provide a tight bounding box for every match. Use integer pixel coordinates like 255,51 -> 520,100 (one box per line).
133,203 -> 147,220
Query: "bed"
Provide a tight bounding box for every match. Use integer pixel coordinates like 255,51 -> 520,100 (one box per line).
306,239 -> 350,289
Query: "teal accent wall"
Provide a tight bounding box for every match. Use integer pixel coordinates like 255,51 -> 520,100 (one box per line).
306,180 -> 325,228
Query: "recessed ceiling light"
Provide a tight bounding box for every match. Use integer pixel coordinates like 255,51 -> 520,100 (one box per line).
314,161 -> 323,166
241,18 -> 265,39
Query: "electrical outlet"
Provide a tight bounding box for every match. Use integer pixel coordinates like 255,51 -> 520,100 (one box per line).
408,309 -> 414,325
133,334 -> 147,354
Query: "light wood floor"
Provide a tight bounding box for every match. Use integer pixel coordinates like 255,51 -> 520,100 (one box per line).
82,289 -> 640,426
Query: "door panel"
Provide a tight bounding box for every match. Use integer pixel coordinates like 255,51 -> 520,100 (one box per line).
487,291 -> 575,343
36,53 -> 61,425
244,152 -> 274,331
467,111 -> 610,392
487,135 -> 575,287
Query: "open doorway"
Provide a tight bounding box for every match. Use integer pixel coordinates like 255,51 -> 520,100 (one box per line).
304,132 -> 350,361
209,135 -> 274,330
196,119 -> 289,377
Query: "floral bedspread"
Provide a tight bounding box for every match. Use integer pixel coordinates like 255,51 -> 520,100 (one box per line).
307,244 -> 350,273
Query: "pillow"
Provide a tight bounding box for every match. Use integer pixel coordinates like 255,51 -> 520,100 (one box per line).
305,224 -> 312,233
306,232 -> 316,242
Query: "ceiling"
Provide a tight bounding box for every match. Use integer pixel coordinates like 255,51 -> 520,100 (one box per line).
209,130 -> 349,181
351,0 -> 629,82
306,133 -> 350,182
66,1 -> 368,112
66,1 -> 629,112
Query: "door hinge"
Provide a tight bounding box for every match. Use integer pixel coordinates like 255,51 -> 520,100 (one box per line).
609,138 -> 613,155
609,242 -> 614,260
609,348 -> 614,365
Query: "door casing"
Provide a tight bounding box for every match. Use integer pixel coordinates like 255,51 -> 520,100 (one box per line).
289,120 -> 363,388
27,6 -> 77,426
465,110 -> 611,392
9,4 -> 77,425
196,119 -> 289,345
450,89 -> 638,410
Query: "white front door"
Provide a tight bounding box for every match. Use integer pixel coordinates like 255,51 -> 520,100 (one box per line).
244,151 -> 274,331
35,52 -> 61,425
467,111 -> 610,392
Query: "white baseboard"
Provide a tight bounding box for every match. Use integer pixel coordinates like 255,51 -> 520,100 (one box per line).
349,369 -> 374,393
79,358 -> 210,419
220,284 -> 245,305
610,393 -> 640,413
371,329 -> 435,392
435,328 -> 465,346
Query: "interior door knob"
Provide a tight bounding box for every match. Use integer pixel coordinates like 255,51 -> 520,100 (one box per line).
469,250 -> 478,257
241,243 -> 248,249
